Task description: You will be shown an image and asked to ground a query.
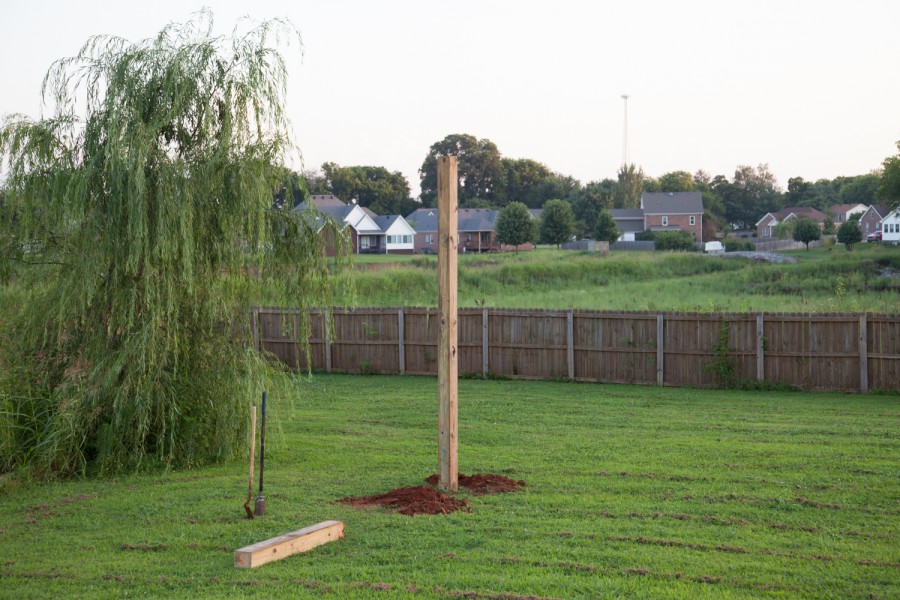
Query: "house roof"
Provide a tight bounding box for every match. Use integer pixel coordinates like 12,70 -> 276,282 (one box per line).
373,215 -> 417,235
640,192 -> 703,215
405,208 -> 498,233
829,203 -> 867,215
608,209 -> 644,220
608,209 -> 645,234
304,194 -> 348,209
774,206 -> 828,223
864,204 -> 892,220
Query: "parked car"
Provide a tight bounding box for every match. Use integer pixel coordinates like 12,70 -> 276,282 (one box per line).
866,231 -> 882,242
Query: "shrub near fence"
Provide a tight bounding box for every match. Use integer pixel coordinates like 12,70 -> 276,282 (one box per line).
252,307 -> 900,392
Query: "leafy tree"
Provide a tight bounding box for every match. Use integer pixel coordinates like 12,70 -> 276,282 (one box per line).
658,170 -> 695,192
320,162 -> 415,215
527,173 -> 581,209
792,217 -> 821,250
539,199 -> 575,248
498,157 -> 552,207
418,134 -> 502,207
838,174 -> 879,206
836,220 -> 863,250
717,164 -> 781,230
822,215 -> 835,235
615,163 -> 644,208
593,210 -> 620,243
0,14 -> 344,476
653,230 -> 695,251
570,179 -> 615,237
495,202 -> 535,251
877,140 -> 900,209
773,220 -> 795,240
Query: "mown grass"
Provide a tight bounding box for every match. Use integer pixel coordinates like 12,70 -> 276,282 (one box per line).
258,245 -> 900,313
1,374 -> 897,598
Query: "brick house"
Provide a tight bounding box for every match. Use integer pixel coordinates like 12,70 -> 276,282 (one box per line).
858,204 -> 891,238
755,206 -> 828,238
640,192 -> 704,243
405,207 -> 534,253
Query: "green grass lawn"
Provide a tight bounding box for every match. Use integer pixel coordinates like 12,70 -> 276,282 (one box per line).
268,244 -> 900,313
1,374 -> 897,598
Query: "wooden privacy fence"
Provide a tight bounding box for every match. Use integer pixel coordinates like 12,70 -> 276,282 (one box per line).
250,307 -> 900,392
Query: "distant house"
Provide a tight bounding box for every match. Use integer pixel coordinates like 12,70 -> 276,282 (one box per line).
608,209 -> 645,242
374,215 -> 416,254
294,194 -> 416,255
640,192 -> 704,243
858,204 -> 891,238
755,206 -> 828,238
878,208 -> 900,244
405,207 -> 534,253
828,203 -> 868,223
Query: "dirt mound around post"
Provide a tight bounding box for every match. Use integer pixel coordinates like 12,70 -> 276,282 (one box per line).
425,473 -> 526,495
339,486 -> 470,516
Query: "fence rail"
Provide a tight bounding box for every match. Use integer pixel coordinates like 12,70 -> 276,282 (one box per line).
252,307 -> 900,392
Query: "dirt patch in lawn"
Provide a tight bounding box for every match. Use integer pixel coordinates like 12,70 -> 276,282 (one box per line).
340,473 -> 524,516
340,486 -> 470,516
425,473 -> 526,495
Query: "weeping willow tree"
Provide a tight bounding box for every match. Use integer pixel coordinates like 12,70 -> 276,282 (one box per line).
0,13 -> 345,476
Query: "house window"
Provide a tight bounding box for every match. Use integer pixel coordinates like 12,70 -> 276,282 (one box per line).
404,235 -> 412,244
466,233 -> 472,242
425,234 -> 434,244
662,216 -> 668,226
689,216 -> 695,226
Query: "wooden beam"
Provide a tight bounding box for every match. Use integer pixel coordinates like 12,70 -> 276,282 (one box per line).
656,314 -> 664,385
398,308 -> 406,375
756,314 -> 765,381
859,315 -> 868,393
567,311 -> 575,380
482,308 -> 489,378
234,520 -> 344,569
324,309 -> 332,373
437,156 -> 459,492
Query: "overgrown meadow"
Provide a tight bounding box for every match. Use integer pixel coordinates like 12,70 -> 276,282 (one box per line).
1,375 -> 897,599
255,245 -> 900,313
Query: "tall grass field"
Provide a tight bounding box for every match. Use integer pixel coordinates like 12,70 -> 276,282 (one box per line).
253,245 -> 900,313
1,374 -> 897,598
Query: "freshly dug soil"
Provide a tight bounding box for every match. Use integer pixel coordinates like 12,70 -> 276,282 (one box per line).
339,486 -> 469,516
425,473 -> 526,495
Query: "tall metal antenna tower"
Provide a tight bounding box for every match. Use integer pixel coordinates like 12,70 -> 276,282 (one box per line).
621,94 -> 630,166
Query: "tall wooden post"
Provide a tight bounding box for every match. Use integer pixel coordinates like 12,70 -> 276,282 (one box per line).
437,156 -> 459,492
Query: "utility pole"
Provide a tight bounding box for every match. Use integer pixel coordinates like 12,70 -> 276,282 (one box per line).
621,94 -> 630,166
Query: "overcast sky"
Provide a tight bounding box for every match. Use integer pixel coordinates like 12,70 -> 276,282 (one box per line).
2,0 -> 898,197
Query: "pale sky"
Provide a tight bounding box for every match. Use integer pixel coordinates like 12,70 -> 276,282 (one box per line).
2,1 -> 898,198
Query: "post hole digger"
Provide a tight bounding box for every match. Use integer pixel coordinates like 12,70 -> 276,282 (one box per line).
244,392 -> 267,519
244,404 -> 257,519
255,391 -> 267,516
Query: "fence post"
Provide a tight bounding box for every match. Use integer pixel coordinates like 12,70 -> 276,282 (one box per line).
482,308 -> 489,378
567,311 -> 575,380
657,314 -> 664,385
324,309 -> 332,373
437,156 -> 459,492
756,314 -> 765,381
251,307 -> 260,353
859,315 -> 868,393
398,308 -> 405,375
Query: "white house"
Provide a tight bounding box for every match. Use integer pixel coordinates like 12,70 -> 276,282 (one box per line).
294,194 -> 416,254
374,215 -> 416,254
882,208 -> 900,245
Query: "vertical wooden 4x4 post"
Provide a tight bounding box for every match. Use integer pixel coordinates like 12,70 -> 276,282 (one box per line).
437,156 -> 459,492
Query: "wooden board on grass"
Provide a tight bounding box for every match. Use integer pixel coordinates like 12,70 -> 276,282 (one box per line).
234,520 -> 344,568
